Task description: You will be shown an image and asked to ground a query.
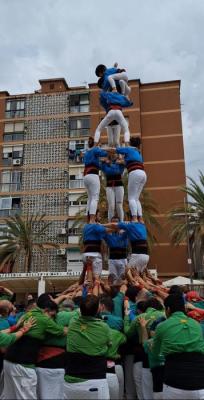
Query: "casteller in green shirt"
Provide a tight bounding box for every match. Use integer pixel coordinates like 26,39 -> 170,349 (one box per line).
124,307 -> 165,340
23,307 -> 65,340
151,311 -> 204,358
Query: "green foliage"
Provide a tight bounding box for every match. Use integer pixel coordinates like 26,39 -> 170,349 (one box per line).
0,214 -> 57,273
168,171 -> 204,276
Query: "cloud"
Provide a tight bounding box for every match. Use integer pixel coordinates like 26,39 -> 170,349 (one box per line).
0,0 -> 203,179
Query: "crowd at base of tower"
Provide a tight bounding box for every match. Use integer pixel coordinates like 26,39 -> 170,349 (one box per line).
0,271 -> 204,399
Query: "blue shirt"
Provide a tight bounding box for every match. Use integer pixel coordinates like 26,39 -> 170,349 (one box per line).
84,147 -> 107,168
83,223 -> 107,242
102,67 -> 118,91
101,161 -> 124,177
100,92 -> 133,113
100,311 -> 123,332
116,147 -> 143,165
117,222 -> 147,242
104,232 -> 128,249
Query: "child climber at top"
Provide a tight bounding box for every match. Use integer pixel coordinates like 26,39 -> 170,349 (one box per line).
95,62 -> 131,99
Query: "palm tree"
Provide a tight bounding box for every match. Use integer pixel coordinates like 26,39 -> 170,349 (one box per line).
71,172 -> 161,252
0,214 -> 58,273
168,171 -> 204,277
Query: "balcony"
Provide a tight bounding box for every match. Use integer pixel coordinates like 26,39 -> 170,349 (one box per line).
69,179 -> 85,189
0,208 -> 21,217
1,183 -> 21,193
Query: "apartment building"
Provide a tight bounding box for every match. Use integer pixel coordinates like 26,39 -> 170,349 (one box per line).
0,77 -> 187,278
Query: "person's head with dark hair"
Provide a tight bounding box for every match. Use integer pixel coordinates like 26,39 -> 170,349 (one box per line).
99,294 -> 114,313
80,295 -> 99,317
73,296 -> 83,308
145,297 -> 164,311
137,301 -> 148,314
125,286 -> 141,303
88,136 -> 94,149
95,64 -> 106,77
130,136 -> 141,149
169,285 -> 183,296
37,293 -> 58,318
164,294 -> 185,317
0,302 -> 10,317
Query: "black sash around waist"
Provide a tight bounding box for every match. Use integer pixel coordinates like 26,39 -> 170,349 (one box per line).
5,336 -> 42,365
65,352 -> 106,380
84,164 -> 99,176
109,247 -> 127,260
164,352 -> 204,390
127,160 -> 144,174
84,240 -> 101,253
106,174 -> 123,187
131,240 -> 148,255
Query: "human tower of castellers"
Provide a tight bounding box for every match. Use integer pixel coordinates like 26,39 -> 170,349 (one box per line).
1,65 -> 204,400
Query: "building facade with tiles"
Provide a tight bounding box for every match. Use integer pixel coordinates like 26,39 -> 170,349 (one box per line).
0,77 -> 187,278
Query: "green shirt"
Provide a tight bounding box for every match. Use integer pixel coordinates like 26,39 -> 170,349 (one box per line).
106,328 -> 126,360
23,307 -> 64,340
124,307 -> 165,339
143,339 -> 165,369
65,316 -> 111,383
0,332 -> 16,348
67,315 -> 111,356
45,310 -> 80,347
151,311 -> 204,358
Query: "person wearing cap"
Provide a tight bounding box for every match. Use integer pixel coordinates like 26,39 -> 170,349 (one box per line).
151,294 -> 204,399
64,295 -> 111,399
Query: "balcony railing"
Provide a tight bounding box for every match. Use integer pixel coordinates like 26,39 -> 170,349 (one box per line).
0,208 -> 21,217
0,183 -> 21,193
69,179 -> 85,189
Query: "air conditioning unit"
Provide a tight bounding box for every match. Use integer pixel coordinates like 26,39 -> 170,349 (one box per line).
13,159 -> 22,166
57,248 -> 66,256
59,228 -> 66,235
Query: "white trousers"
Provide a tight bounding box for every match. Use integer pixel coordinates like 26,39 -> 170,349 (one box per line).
83,254 -> 103,276
133,361 -> 143,400
154,391 -> 163,399
124,355 -> 137,400
3,360 -> 37,400
128,254 -> 150,272
106,125 -> 121,147
108,259 -> 126,279
36,367 -> 65,400
128,169 -> 147,217
163,384 -> 204,399
115,364 -> 124,400
142,368 -> 153,400
94,109 -> 130,144
106,186 -> 124,221
64,378 -> 110,399
84,174 -> 100,215
106,373 -> 119,400
108,72 -> 131,96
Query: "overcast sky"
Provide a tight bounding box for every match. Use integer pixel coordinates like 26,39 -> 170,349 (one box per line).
0,0 -> 203,181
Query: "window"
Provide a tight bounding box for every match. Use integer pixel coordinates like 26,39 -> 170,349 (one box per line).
69,117 -> 90,137
1,171 -> 22,192
68,140 -> 88,163
68,227 -> 82,236
2,145 -> 23,166
4,122 -> 25,142
5,99 -> 25,118
69,199 -> 87,206
0,197 -> 21,217
70,94 -> 89,113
